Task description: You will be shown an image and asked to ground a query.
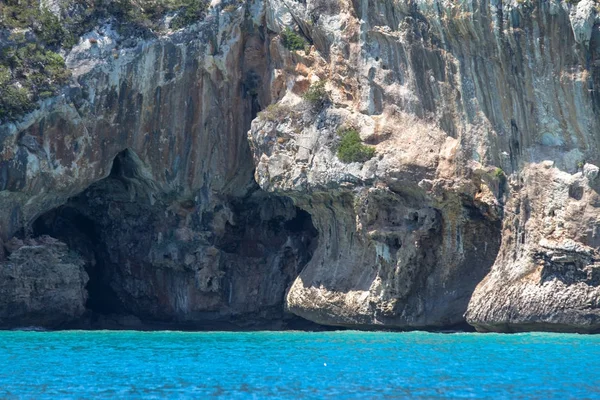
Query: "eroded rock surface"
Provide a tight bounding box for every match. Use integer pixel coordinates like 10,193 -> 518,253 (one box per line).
465,164 -> 600,333
2,0 -> 600,332
0,2 -> 319,329
250,104 -> 502,329
0,236 -> 88,328
248,0 -> 600,331
32,154 -> 317,327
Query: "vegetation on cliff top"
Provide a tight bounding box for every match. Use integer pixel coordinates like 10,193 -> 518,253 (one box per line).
0,42 -> 70,121
259,103 -> 291,122
0,0 -> 209,122
1,0 -> 210,37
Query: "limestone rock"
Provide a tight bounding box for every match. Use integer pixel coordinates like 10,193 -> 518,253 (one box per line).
466,165 -> 600,333
3,0 -> 600,332
0,236 -> 88,328
249,0 -> 600,332
584,163 -> 599,181
0,1 -> 316,329
570,0 -> 597,46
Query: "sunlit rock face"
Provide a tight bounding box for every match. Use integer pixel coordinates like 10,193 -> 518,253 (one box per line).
465,164 -> 600,333
2,0 -> 600,332
249,0 -> 600,332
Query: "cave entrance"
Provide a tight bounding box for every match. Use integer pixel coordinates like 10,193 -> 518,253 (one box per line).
30,149 -> 146,318
27,147 -> 323,329
32,207 -> 123,315
285,208 -> 318,236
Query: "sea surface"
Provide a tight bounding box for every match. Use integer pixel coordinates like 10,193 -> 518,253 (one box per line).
0,330 -> 598,399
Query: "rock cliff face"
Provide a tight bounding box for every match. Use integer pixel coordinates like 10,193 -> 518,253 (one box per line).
465,163 -> 600,333
0,236 -> 88,328
251,0 -> 600,332
0,3 -> 318,329
1,0 -> 600,332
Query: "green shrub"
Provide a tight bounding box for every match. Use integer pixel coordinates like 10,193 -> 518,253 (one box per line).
0,66 -> 10,86
35,8 -> 70,48
281,27 -> 306,51
0,0 -> 41,29
493,167 -> 507,186
171,0 -> 208,30
0,43 -> 70,122
302,80 -> 328,106
107,0 -> 210,32
2,0 -> 211,42
0,85 -> 34,121
0,0 -> 211,121
337,127 -> 375,163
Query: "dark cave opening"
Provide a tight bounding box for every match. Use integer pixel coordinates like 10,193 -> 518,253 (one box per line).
110,148 -> 145,181
285,209 -> 318,236
32,206 -> 124,316
285,207 -> 319,274
30,150 -> 143,318
25,148 -> 324,330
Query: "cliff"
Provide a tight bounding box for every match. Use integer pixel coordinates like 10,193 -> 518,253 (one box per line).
1,0 -> 600,332
1,1 -> 318,329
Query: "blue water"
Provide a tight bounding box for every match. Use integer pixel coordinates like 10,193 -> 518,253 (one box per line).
0,331 -> 598,398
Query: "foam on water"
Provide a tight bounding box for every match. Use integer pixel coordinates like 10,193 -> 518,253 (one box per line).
0,330 -> 598,398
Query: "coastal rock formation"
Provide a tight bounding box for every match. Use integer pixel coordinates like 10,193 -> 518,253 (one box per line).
0,2 -> 318,329
249,0 -> 600,331
249,100 -> 502,329
248,0 -> 505,329
465,164 -> 600,333
0,236 -> 88,328
1,0 -> 600,332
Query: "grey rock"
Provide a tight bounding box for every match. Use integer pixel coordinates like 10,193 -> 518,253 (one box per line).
584,163 -> 599,181
0,236 -> 88,328
249,0 -> 600,332
0,1 -> 315,329
466,166 -> 600,333
2,0 -> 600,333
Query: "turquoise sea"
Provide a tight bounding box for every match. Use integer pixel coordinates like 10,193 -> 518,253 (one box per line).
0,330 -> 598,399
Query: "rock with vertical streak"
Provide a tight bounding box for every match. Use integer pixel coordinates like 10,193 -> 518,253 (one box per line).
570,0 -> 596,46
2,0 -> 600,332
248,0 -> 600,331
465,165 -> 600,333
0,1 -> 318,329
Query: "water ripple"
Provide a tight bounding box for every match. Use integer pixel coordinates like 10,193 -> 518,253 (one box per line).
0,330 -> 598,398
